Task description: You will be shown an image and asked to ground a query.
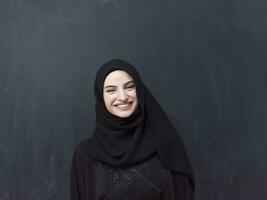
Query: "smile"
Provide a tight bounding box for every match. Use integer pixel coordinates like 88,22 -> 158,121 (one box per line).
114,102 -> 133,110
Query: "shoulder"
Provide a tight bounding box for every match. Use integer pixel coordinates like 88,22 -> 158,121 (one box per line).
171,170 -> 195,192
71,139 -> 95,167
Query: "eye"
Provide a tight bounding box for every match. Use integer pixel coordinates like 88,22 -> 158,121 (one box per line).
125,84 -> 135,90
105,88 -> 116,93
106,89 -> 115,93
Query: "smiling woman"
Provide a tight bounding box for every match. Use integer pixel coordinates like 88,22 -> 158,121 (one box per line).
103,70 -> 139,118
70,59 -> 194,200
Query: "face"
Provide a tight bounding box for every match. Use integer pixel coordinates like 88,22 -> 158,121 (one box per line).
103,70 -> 138,118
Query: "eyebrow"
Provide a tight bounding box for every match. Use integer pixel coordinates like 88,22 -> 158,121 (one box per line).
104,80 -> 134,89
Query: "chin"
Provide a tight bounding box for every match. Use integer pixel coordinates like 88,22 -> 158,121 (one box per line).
113,110 -> 134,118
116,112 -> 133,118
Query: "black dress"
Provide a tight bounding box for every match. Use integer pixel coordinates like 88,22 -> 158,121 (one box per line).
70,143 -> 194,200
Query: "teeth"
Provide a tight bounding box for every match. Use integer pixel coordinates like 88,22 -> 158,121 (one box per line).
116,103 -> 130,108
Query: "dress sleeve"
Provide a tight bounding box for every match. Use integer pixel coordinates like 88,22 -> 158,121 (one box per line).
70,146 -> 87,200
172,172 -> 194,200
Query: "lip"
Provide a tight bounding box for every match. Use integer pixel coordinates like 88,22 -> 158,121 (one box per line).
114,102 -> 133,110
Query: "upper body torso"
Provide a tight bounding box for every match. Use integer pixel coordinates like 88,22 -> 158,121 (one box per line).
70,143 -> 194,200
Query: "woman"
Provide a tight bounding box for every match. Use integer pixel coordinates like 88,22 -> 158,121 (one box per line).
70,59 -> 194,200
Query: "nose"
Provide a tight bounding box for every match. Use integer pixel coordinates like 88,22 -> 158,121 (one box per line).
118,89 -> 128,101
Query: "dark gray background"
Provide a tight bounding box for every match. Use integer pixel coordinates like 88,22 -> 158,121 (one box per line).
0,0 -> 266,199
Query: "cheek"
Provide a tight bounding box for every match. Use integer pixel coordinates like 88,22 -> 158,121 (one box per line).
129,91 -> 138,106
127,90 -> 137,98
103,94 -> 113,108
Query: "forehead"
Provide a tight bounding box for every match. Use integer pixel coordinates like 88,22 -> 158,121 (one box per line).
104,70 -> 133,86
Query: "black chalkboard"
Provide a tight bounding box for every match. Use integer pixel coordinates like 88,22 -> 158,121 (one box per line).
0,0 -> 266,199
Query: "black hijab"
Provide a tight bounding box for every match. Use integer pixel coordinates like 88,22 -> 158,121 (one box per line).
82,59 -> 194,187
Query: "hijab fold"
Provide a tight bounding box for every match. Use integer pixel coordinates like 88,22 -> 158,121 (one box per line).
82,59 -> 194,188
